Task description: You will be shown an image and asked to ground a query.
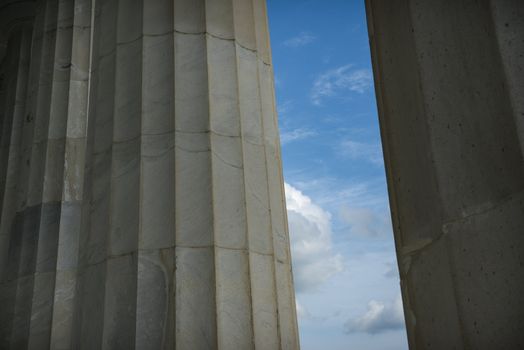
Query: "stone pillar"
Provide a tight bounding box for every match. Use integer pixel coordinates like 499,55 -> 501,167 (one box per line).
366,0 -> 524,349
0,0 -> 300,349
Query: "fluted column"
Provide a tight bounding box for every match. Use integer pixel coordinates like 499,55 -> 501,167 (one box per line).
366,0 -> 524,349
0,23 -> 33,350
0,0 -> 300,349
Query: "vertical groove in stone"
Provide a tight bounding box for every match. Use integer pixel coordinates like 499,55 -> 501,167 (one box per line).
0,26 -> 32,349
0,18 -> 44,336
0,57 -> 12,215
173,1 -> 218,349
0,31 -> 23,277
252,0 -> 271,65
27,0 -> 75,347
136,0 -> 175,348
49,0 -> 93,348
100,0 -> 142,348
73,0 -> 117,347
10,0 -> 59,347
253,1 -> 285,349
67,1 -> 98,348
206,0 -> 256,348
234,0 -> 281,349
230,1 -> 258,349
254,0 -> 299,347
0,32 -> 23,217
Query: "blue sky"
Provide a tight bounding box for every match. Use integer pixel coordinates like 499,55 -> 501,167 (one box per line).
266,1 -> 408,349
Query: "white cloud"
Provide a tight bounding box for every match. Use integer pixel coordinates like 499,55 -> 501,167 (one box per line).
383,262 -> 399,279
283,32 -> 317,47
274,75 -> 283,88
292,175 -> 382,202
311,64 -> 372,105
339,206 -> 392,238
344,295 -> 405,334
280,128 -> 317,145
277,99 -> 294,116
339,139 -> 384,166
285,183 -> 344,293
296,300 -> 311,319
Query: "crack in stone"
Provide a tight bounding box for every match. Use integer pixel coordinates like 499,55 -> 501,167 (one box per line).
116,36 -> 142,47
141,144 -> 174,159
248,189 -> 269,210
243,138 -> 264,147
111,129 -> 174,146
211,130 -> 240,139
399,190 -> 524,260
211,150 -> 242,170
175,129 -> 209,135
111,159 -> 139,179
174,144 -> 209,154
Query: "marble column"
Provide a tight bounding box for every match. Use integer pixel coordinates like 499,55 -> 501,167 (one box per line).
0,0 -> 300,349
366,0 -> 524,349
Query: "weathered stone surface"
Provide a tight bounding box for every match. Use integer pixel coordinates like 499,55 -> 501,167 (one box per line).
0,0 -> 299,349
367,0 -> 524,348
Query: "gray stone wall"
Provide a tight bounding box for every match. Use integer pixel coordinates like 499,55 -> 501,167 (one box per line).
366,0 -> 524,349
0,0 -> 300,349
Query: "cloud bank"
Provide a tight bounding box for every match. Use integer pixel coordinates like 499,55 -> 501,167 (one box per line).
280,128 -> 317,145
295,300 -> 311,319
311,64 -> 372,105
285,183 -> 344,293
339,139 -> 384,166
339,206 -> 392,238
283,32 -> 317,47
344,295 -> 405,334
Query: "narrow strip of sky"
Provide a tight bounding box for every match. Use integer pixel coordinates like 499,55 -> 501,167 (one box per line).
267,1 -> 408,349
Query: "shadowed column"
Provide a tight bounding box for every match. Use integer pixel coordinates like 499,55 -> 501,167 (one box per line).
366,0 -> 524,349
0,0 -> 300,349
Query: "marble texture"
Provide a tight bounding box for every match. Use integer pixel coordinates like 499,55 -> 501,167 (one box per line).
0,0 -> 299,349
